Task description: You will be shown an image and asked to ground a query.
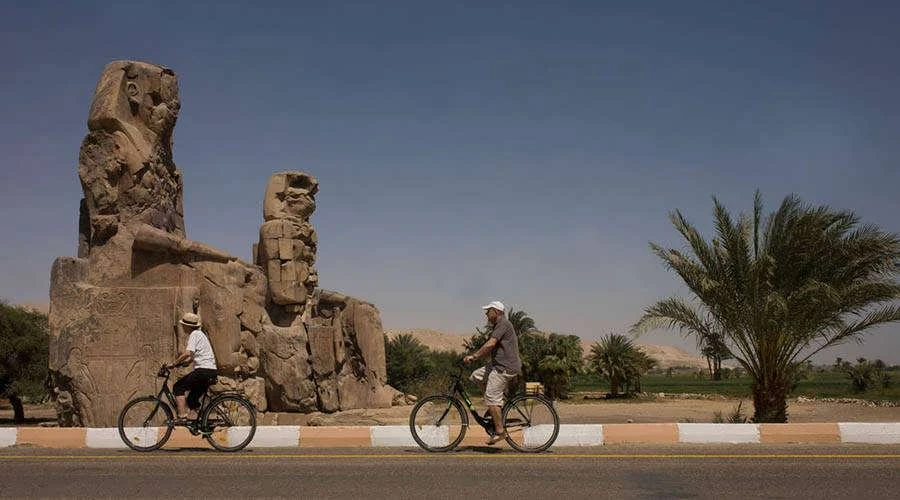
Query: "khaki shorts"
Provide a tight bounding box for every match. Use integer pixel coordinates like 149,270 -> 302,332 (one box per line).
470,366 -> 518,407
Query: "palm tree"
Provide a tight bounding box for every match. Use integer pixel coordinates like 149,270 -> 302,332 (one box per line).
507,308 -> 537,334
588,334 -> 655,396
385,334 -> 432,393
632,192 -> 900,422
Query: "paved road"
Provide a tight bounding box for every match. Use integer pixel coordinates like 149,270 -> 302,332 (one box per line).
1,445 -> 897,498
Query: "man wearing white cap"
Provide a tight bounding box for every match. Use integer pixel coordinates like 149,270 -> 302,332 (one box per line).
168,312 -> 218,423
464,300 -> 522,444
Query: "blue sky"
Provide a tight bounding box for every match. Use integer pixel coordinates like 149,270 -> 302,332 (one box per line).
2,1 -> 898,362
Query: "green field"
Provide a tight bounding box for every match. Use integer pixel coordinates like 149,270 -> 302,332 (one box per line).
570,370 -> 900,401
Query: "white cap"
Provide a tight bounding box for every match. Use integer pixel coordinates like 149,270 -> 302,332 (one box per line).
481,301 -> 505,313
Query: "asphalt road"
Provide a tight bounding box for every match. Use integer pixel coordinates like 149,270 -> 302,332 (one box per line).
1,445 -> 897,499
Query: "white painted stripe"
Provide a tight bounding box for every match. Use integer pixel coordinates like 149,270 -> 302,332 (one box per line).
405,425 -> 450,448
0,428 -> 16,447
371,426 -> 418,447
678,423 -> 760,444
86,428 -> 131,449
239,426 -> 300,448
551,424 -> 603,447
838,423 -> 900,444
522,424 -> 557,448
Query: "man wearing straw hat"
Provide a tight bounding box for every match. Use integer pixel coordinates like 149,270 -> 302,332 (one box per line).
168,312 -> 218,423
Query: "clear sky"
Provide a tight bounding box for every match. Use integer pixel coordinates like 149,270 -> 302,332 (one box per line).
2,1 -> 898,363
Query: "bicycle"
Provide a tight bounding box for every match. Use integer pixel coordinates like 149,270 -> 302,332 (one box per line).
117,364 -> 257,452
409,364 -> 560,452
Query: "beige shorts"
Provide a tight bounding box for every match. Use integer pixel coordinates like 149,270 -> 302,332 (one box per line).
470,366 -> 518,407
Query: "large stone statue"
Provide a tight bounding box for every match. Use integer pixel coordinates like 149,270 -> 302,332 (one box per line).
256,171 -> 320,317
49,61 -> 394,427
254,172 -> 392,412
78,61 -> 184,255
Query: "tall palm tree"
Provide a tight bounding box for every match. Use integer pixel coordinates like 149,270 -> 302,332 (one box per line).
507,308 -> 537,334
632,192 -> 900,422
588,334 -> 654,396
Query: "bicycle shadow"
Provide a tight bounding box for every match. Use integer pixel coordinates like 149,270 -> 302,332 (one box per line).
456,446 -> 504,454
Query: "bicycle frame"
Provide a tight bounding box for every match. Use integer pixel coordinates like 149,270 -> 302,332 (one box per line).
143,367 -> 212,430
443,366 -> 553,434
447,372 -> 492,430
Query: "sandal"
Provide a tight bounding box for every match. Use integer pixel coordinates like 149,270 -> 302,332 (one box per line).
174,416 -> 189,425
486,431 -> 508,445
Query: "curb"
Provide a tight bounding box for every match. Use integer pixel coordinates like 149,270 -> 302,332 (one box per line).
1,423 -> 898,449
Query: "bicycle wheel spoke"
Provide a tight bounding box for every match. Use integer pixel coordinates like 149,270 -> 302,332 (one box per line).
410,396 -> 466,452
118,397 -> 173,451
503,396 -> 559,453
202,395 -> 256,452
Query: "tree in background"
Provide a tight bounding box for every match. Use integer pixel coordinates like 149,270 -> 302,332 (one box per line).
507,308 -> 537,335
385,334 -> 460,396
632,192 -> 900,422
588,334 -> 656,396
385,334 -> 432,393
0,303 -> 49,424
835,357 -> 892,393
519,332 -> 583,399
632,301 -> 731,380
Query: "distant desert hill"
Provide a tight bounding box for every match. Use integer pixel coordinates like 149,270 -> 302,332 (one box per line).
14,302 -> 50,315
386,328 -> 711,370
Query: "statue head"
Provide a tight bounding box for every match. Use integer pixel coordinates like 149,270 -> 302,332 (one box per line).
87,61 -> 181,163
263,171 -> 319,221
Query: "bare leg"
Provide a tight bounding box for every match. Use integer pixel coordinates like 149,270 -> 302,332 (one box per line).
488,405 -> 504,434
175,395 -> 189,419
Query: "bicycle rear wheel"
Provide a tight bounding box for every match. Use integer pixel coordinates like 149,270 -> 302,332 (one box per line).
201,394 -> 257,452
502,394 -> 559,453
409,395 -> 467,452
118,396 -> 173,451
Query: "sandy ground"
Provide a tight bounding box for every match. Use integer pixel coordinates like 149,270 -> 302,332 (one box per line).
3,398 -> 897,427
287,397 -> 900,426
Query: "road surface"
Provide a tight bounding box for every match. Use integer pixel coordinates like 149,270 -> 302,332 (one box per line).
1,445 -> 897,498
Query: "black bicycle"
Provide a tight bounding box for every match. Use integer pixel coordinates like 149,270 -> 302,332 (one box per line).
117,365 -> 257,452
409,364 -> 560,453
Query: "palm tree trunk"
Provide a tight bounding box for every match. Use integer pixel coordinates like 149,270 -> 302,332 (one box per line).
751,378 -> 789,423
610,376 -> 620,396
9,395 -> 25,424
713,356 -> 722,381
706,356 -> 713,380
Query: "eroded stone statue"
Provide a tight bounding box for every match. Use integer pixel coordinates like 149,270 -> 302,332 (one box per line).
256,171 -> 320,317
78,61 -> 184,255
255,172 -> 393,412
49,61 -> 394,427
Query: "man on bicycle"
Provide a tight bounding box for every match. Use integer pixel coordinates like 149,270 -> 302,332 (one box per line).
168,312 -> 218,423
463,301 -> 521,445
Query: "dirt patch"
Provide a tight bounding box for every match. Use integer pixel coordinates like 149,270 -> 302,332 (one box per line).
6,398 -> 897,428
264,397 -> 900,426
0,403 -> 57,427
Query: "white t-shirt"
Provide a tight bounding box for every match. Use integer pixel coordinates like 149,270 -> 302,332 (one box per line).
186,329 -> 217,370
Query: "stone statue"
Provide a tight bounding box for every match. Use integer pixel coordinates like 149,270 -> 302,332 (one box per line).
254,172 -> 394,412
78,61 -> 184,255
49,61 -> 395,427
256,172 -> 320,318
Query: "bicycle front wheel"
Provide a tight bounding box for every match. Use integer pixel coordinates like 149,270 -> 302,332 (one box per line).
409,395 -> 467,452
118,396 -> 173,451
201,394 -> 257,452
502,394 -> 559,452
